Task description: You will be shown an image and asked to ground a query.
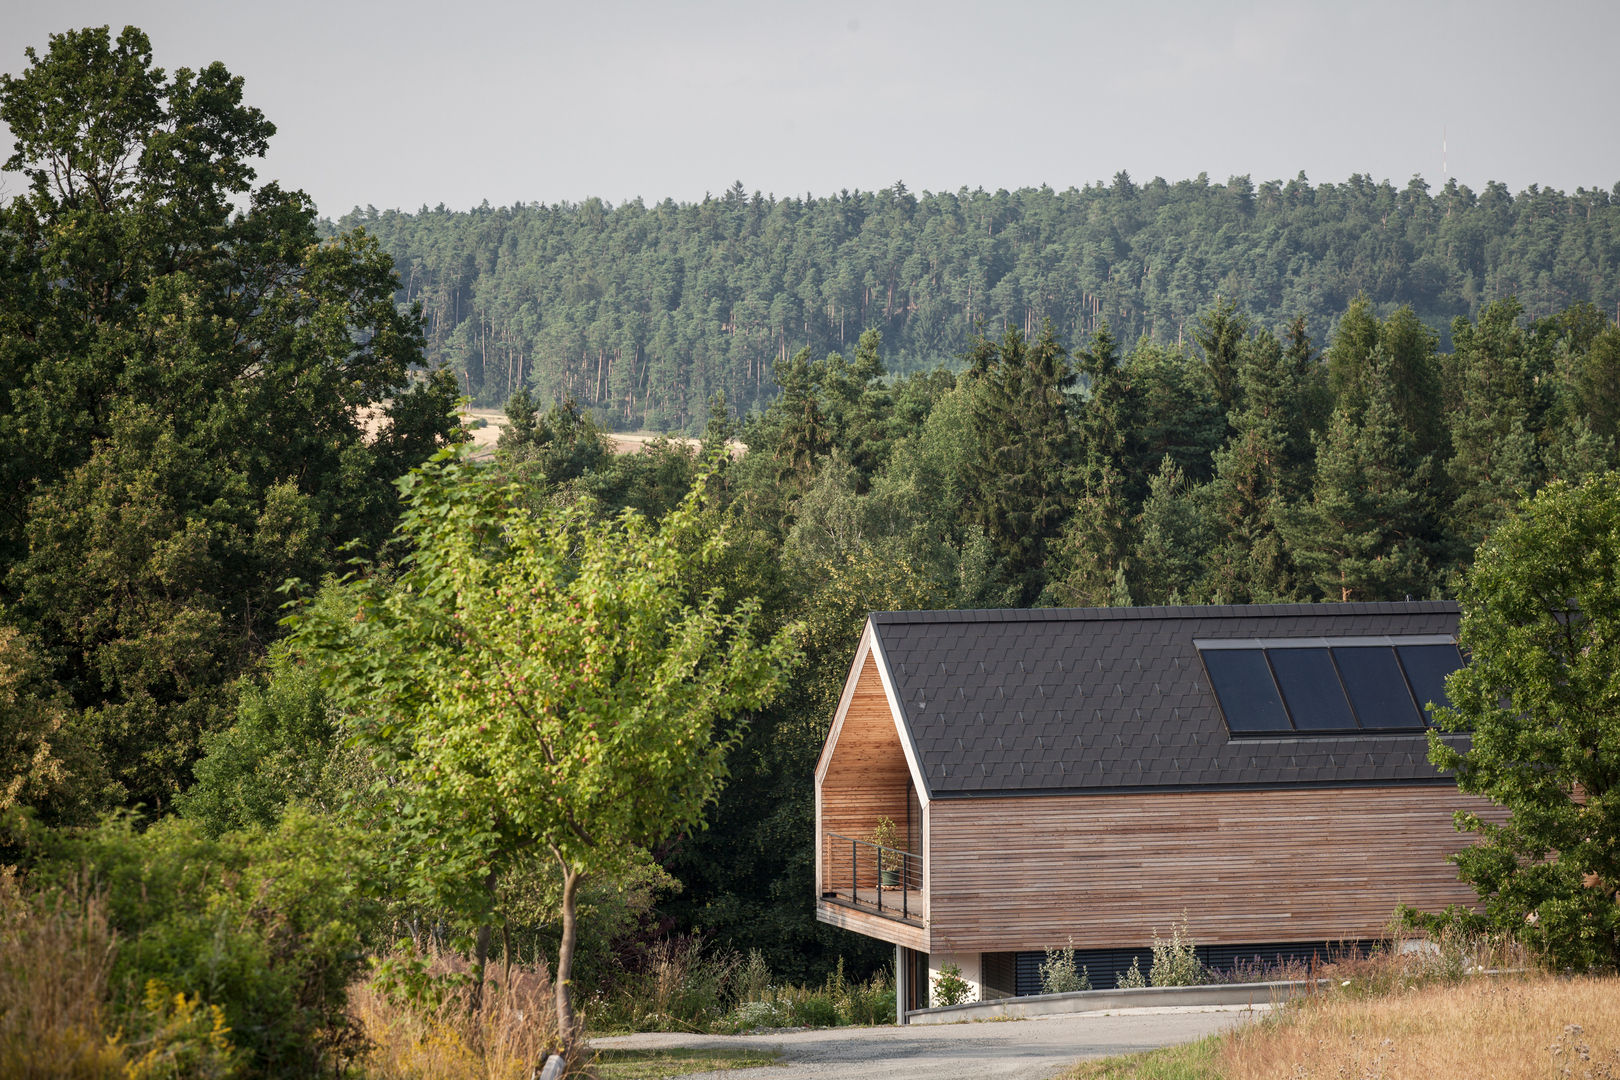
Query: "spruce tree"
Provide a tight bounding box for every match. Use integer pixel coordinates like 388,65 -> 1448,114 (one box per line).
1443,299 -> 1549,551
1045,325 -> 1138,606
1285,351 -> 1437,601
960,323 -> 1076,601
1204,328 -> 1311,602
1129,456 -> 1215,605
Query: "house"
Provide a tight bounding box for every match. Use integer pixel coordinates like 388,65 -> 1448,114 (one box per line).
812,601 -> 1493,1018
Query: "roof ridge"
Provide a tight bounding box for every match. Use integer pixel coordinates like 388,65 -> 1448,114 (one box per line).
867,600 -> 1458,625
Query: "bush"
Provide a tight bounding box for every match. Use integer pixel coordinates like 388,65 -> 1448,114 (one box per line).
931,962 -> 972,1007
591,936 -> 738,1033
22,809 -> 376,1076
1117,957 -> 1148,989
1039,942 -> 1092,994
788,992 -> 838,1027
1148,915 -> 1207,987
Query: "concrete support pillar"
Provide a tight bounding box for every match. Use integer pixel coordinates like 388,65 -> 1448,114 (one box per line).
895,945 -> 909,1025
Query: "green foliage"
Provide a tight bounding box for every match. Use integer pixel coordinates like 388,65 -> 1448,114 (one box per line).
1284,348 -> 1437,602
1147,916 -> 1207,987
962,323 -> 1077,600
290,449 -> 800,1045
0,25 -> 459,812
348,176 -> 1620,427
176,627 -> 359,838
20,809 -> 375,1076
0,619 -> 100,823
930,962 -> 972,1007
1428,475 -> 1620,971
1038,942 -> 1092,995
1116,957 -> 1148,989
496,391 -> 612,485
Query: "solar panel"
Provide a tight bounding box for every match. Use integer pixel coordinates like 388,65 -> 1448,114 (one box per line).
1333,647 -> 1424,730
1268,648 -> 1358,731
1395,644 -> 1464,721
1201,648 -> 1290,732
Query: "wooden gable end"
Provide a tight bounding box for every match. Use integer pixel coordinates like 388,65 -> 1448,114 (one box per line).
818,650 -> 915,862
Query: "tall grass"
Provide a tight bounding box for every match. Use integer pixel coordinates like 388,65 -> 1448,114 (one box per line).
586,938 -> 894,1034
352,948 -> 588,1080
0,873 -> 125,1079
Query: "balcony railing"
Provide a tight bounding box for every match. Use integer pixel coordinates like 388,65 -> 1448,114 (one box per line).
822,832 -> 923,923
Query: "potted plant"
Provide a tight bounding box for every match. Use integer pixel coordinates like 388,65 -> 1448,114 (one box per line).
868,816 -> 901,888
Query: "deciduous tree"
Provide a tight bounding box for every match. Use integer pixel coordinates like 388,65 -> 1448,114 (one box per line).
1429,476 -> 1620,970
291,451 -> 799,1048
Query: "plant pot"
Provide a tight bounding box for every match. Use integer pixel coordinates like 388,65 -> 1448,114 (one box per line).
881,867 -> 900,887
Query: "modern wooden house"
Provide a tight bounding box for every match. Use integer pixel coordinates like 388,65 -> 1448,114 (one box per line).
813,602 -> 1492,1017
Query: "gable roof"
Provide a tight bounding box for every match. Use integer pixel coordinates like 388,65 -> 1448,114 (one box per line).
868,601 -> 1465,799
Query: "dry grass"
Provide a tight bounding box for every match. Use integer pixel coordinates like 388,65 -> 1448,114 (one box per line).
1223,974 -> 1620,1080
351,951 -> 591,1080
0,873 -> 126,1079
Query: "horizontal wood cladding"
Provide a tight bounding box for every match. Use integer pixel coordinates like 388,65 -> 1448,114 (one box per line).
925,786 -> 1496,955
820,654 -> 912,889
816,900 -> 929,952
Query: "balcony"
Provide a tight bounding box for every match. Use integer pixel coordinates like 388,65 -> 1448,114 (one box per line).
820,832 -> 924,926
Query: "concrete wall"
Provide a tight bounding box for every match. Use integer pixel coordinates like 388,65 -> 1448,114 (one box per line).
926,951 -> 982,1006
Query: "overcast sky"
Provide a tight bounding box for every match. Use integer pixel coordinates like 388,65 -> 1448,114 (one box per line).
4,0 -> 1618,217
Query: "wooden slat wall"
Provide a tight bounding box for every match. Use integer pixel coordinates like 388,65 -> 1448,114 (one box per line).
925,786 -> 1498,954
820,654 -> 913,892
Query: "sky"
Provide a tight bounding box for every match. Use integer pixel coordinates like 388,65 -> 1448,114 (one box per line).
3,0 -> 1619,217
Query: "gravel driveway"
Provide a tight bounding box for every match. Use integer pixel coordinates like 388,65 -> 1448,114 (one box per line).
591,1004 -> 1264,1080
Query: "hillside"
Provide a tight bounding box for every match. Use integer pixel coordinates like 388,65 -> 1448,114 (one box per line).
342,175 -> 1620,427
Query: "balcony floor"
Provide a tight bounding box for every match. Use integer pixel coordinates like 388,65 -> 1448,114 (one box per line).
821,884 -> 926,925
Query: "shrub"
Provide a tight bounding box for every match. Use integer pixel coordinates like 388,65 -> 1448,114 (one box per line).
836,969 -> 895,1025
1039,942 -> 1092,994
1117,957 -> 1148,989
735,949 -> 772,1005
789,992 -> 839,1028
121,980 -> 237,1080
1148,915 -> 1206,987
23,809 -> 376,1076
931,962 -> 972,1007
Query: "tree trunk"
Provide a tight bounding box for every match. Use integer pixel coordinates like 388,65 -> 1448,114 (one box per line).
555,863 -> 582,1049
470,867 -> 499,1013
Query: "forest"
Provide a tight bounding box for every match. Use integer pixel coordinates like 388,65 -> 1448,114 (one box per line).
3,21 -> 1620,1080
343,174 -> 1620,427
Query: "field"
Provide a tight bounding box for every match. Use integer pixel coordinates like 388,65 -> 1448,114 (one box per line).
1060,974 -> 1620,1080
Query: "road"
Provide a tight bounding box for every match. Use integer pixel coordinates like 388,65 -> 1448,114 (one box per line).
591,1003 -> 1263,1080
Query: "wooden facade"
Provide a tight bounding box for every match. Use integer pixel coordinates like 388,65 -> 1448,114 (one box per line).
924,785 -> 1492,954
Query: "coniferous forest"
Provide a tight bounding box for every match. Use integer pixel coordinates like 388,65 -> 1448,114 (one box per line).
342,177 -> 1620,425
4,22 -> 1620,1079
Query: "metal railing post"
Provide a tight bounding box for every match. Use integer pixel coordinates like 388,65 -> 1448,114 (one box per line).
850,838 -> 857,903
877,844 -> 884,914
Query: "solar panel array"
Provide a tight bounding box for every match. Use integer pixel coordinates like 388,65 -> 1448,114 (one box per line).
1197,638 -> 1463,735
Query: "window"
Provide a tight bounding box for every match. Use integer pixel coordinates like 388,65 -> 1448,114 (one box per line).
1195,637 -> 1464,736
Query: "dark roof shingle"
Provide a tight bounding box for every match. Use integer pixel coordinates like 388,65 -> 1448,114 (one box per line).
868,601 -> 1463,798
